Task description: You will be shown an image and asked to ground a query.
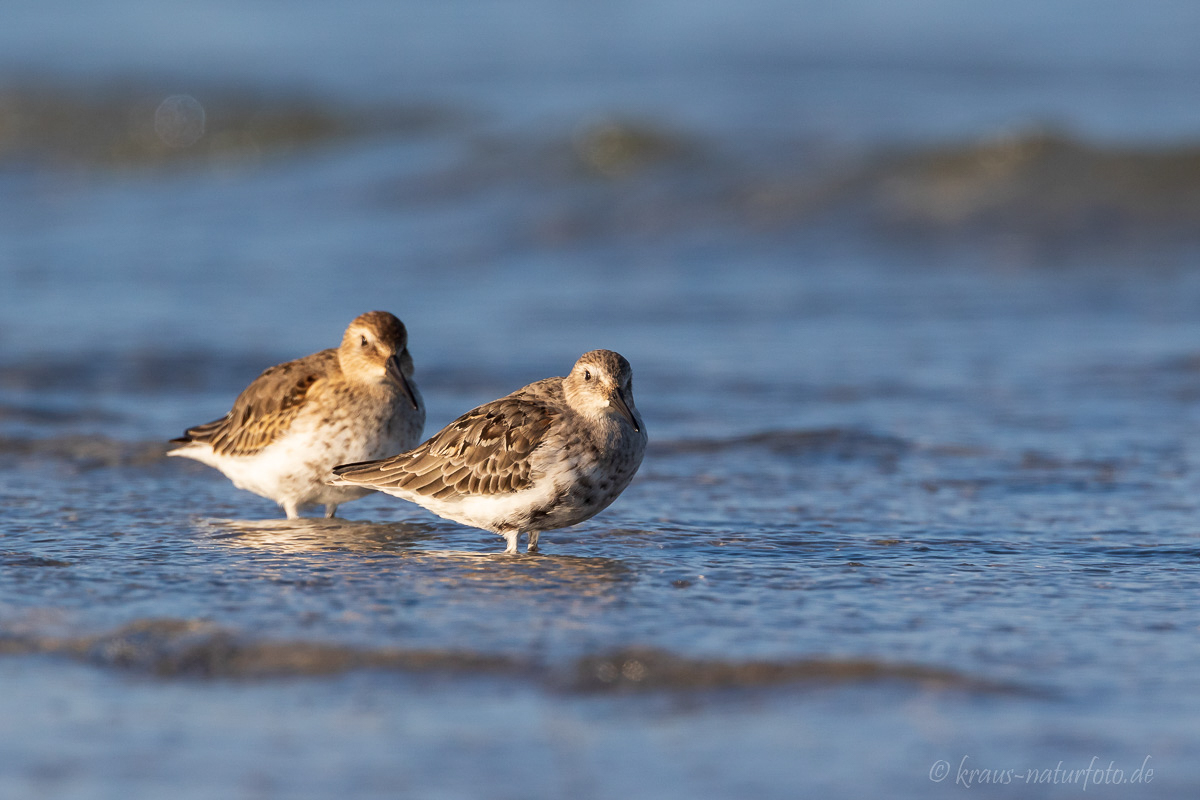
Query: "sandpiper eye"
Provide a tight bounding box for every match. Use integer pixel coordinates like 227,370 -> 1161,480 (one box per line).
583,370 -> 592,381
360,335 -> 369,347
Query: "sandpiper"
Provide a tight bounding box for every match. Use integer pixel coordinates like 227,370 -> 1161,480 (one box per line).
169,311 -> 425,519
330,349 -> 646,553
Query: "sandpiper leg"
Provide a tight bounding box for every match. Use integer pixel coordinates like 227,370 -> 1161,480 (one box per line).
502,531 -> 520,554
324,503 -> 339,518
527,531 -> 540,553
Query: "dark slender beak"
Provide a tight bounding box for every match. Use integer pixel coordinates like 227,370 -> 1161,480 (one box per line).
386,354 -> 419,410
612,387 -> 639,432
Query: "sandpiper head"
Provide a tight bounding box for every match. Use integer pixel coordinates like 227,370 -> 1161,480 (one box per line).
564,349 -> 642,433
339,311 -> 418,409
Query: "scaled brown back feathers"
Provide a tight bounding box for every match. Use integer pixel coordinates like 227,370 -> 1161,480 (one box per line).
332,379 -> 562,499
172,350 -> 338,457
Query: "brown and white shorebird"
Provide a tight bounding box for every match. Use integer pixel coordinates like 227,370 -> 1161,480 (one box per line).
329,349 -> 646,554
169,311 -> 425,519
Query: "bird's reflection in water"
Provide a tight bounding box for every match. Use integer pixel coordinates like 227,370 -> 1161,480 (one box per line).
400,549 -> 633,594
203,516 -> 437,554
202,517 -> 633,593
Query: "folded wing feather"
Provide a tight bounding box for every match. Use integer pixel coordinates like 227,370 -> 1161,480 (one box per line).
172,350 -> 339,457
332,387 -> 559,500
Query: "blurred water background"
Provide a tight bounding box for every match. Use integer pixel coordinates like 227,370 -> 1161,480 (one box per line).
3,1 -> 1200,797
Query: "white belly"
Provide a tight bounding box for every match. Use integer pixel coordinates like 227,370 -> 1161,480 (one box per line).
171,410 -> 421,513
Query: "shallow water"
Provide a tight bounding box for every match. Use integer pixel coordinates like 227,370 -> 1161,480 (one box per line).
4,2 -> 1200,798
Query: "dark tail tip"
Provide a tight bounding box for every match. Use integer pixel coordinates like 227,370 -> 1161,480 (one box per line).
331,459 -> 377,477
